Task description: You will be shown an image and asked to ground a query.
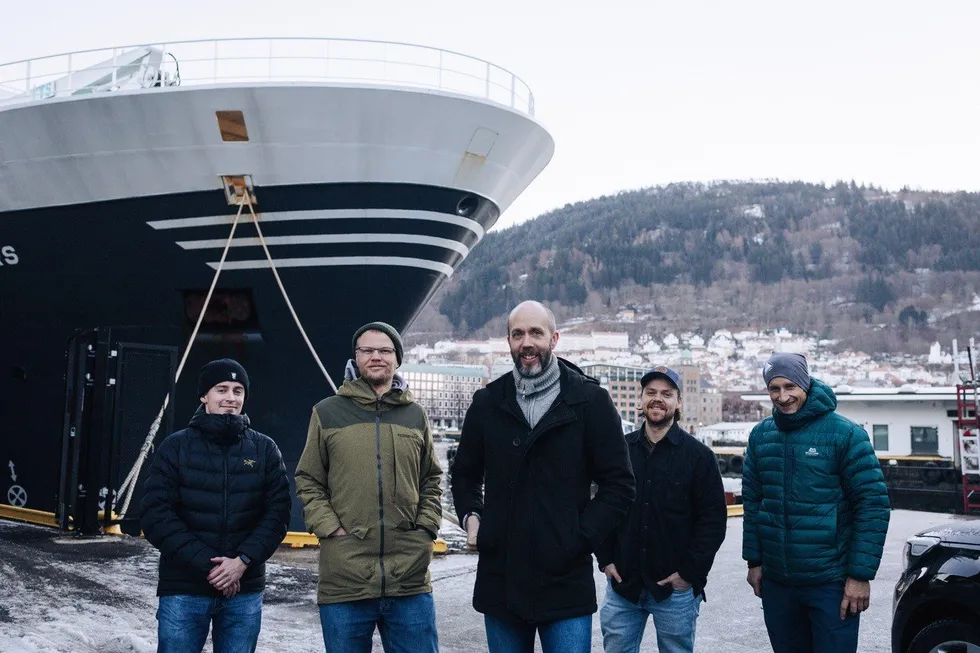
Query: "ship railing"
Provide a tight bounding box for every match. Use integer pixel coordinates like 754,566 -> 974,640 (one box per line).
0,37 -> 536,116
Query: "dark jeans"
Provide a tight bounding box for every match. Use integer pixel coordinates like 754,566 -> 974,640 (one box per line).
761,578 -> 860,653
156,592 -> 262,653
318,593 -> 438,653
484,613 -> 592,653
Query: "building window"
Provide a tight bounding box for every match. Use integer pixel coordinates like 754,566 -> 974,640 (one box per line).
910,426 -> 939,455
872,425 -> 888,451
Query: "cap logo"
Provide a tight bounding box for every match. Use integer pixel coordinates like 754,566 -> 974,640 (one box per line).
231,372 -> 237,380
654,365 -> 668,373
763,362 -> 772,375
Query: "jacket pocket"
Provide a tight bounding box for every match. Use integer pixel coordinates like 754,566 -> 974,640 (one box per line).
388,525 -> 433,590
319,527 -> 374,590
791,445 -> 838,500
537,507 -> 583,572
664,479 -> 692,514
392,425 -> 423,507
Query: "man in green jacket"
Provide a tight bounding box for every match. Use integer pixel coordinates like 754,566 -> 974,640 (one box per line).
742,352 -> 890,653
295,322 -> 442,653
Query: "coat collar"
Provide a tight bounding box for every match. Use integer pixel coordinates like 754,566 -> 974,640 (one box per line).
487,357 -> 592,407
626,420 -> 685,447
486,358 -> 594,433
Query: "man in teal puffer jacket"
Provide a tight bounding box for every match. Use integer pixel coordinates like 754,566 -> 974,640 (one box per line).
742,352 -> 889,653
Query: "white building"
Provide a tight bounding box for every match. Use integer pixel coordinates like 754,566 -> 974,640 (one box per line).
698,422 -> 758,446
399,363 -> 489,430
593,331 -> 629,350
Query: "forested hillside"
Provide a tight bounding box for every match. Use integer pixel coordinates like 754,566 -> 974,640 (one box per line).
413,181 -> 980,353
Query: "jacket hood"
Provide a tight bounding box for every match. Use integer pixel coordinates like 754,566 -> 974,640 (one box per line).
772,377 -> 836,432
339,359 -> 413,407
188,404 -> 250,444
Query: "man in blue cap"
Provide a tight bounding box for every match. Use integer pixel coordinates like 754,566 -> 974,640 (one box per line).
742,352 -> 890,653
596,365 -> 727,653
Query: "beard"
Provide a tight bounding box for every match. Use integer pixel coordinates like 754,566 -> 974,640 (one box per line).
359,363 -> 394,388
512,346 -> 554,378
644,404 -> 676,429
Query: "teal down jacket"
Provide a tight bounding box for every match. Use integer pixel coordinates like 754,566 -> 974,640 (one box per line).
741,379 -> 890,585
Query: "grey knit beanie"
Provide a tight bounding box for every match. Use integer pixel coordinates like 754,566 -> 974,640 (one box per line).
352,321 -> 403,365
762,352 -> 811,392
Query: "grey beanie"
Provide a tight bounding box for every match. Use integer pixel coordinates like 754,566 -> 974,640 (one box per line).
762,352 -> 811,392
352,321 -> 403,365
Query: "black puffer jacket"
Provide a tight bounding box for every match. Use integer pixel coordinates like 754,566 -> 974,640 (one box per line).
140,407 -> 291,597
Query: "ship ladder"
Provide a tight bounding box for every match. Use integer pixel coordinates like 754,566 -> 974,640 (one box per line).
113,186 -> 338,522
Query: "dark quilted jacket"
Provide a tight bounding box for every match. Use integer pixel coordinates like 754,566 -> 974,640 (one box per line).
741,379 -> 890,585
141,407 -> 291,596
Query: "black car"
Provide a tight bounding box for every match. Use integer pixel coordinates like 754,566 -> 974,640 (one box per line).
893,520 -> 980,653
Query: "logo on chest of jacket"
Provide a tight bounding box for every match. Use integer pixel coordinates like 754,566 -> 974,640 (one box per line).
804,447 -> 820,457
243,459 -> 256,468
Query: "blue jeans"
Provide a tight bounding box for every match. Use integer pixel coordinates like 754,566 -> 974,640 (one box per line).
761,577 -> 859,653
318,593 -> 438,653
599,581 -> 701,653
157,592 -> 262,653
484,613 -> 592,653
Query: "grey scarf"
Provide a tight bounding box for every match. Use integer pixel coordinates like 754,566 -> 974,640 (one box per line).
513,355 -> 561,428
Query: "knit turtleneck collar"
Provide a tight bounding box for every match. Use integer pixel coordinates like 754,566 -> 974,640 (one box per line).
513,353 -> 560,398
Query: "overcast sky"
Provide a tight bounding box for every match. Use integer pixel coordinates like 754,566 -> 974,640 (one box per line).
2,1 -> 977,230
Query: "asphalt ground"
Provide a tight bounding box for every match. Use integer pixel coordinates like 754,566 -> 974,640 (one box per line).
1,508 -> 976,652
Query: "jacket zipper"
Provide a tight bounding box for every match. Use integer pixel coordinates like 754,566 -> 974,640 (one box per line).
375,398 -> 387,597
783,435 -> 790,572
222,444 -> 229,554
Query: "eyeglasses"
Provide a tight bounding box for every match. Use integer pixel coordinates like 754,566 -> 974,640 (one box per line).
355,347 -> 397,357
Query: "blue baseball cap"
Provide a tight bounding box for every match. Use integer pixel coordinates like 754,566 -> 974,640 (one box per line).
640,366 -> 681,393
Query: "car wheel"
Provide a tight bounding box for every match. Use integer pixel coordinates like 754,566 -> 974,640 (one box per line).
908,619 -> 980,653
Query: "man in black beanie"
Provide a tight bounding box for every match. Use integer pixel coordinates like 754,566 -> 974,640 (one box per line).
141,358 -> 291,653
742,352 -> 889,653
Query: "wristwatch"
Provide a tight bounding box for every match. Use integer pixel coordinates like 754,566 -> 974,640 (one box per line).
238,553 -> 252,567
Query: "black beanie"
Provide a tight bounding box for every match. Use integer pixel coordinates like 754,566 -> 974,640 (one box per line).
762,352 -> 811,392
198,358 -> 250,398
352,322 -> 403,365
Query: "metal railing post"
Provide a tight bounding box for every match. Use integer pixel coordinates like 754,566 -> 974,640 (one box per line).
112,49 -> 118,87
25,60 -> 31,93
268,39 -> 273,81
485,61 -> 490,99
438,50 -> 443,89
510,75 -> 515,109
213,41 -> 219,84
66,53 -> 73,96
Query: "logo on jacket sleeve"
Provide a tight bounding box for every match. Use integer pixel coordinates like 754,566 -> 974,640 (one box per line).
804,447 -> 820,457
243,459 -> 256,468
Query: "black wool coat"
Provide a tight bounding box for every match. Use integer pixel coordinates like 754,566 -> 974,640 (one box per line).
451,360 -> 635,624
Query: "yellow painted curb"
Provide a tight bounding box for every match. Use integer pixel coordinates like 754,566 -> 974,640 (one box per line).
284,531 -> 450,555
284,531 -> 320,548
0,505 -> 58,528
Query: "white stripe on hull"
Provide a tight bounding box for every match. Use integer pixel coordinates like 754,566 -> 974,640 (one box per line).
177,233 -> 471,256
209,255 -> 455,276
147,208 -> 486,238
